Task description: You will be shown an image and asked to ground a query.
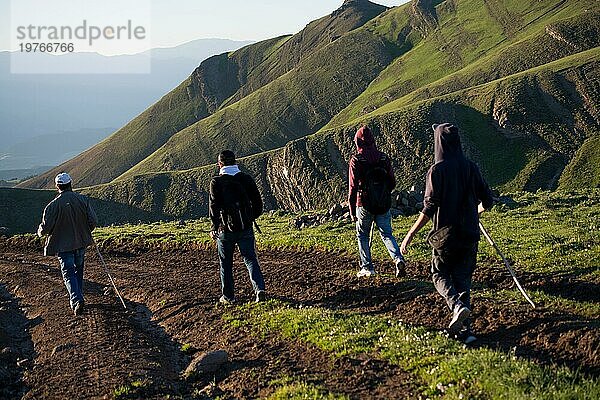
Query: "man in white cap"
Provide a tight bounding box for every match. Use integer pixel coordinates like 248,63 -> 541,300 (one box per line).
38,172 -> 98,316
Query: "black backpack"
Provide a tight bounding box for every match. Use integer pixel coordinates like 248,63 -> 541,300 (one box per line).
357,154 -> 392,215
218,175 -> 254,232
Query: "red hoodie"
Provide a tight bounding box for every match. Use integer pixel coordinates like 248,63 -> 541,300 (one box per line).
347,126 -> 396,216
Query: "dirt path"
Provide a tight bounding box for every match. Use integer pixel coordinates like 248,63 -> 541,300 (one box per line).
0,255 -> 188,399
0,244 -> 597,399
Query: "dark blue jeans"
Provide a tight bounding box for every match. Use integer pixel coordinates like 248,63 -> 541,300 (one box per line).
57,248 -> 86,309
217,228 -> 265,300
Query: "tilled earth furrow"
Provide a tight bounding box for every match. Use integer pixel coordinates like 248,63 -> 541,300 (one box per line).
92,251 -> 417,399
0,259 -> 187,399
0,245 -> 597,399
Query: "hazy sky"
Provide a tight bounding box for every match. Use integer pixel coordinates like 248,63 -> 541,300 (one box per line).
1,0 -> 411,54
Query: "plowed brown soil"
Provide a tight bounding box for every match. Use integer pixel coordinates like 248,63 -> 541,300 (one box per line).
0,240 -> 597,399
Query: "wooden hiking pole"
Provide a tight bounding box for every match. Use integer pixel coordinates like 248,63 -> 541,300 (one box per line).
479,222 -> 536,308
93,240 -> 127,309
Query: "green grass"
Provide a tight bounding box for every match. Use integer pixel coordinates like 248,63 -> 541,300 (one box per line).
91,189 -> 600,278
180,343 -> 194,354
226,301 -> 599,400
559,135 -> 600,190
16,1 -> 599,221
120,0 -> 598,181
477,289 -> 600,320
76,46 -> 599,222
266,382 -> 348,400
326,0 -> 598,128
85,189 -> 600,321
113,385 -> 132,399
113,379 -> 151,399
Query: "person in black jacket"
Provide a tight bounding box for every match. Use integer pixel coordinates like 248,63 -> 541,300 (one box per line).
209,150 -> 266,304
400,123 -> 494,344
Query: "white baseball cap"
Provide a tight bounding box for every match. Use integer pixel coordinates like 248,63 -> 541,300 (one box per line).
55,173 -> 72,185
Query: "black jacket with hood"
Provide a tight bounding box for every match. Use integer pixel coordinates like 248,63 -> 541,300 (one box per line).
421,123 -> 494,240
209,169 -> 263,233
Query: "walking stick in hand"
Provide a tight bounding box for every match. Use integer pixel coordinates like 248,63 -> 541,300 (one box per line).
479,222 -> 536,308
93,240 -> 127,309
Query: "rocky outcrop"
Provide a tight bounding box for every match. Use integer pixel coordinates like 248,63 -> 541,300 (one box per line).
292,187 -> 424,229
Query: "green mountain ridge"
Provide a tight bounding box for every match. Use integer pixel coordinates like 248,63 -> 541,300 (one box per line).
114,0 -> 599,179
6,0 -> 600,232
20,0 -> 388,189
76,48 -> 599,222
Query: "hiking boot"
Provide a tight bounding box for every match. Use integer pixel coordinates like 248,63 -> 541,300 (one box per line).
218,295 -> 235,305
73,301 -> 84,317
395,259 -> 406,278
255,290 -> 267,303
448,304 -> 471,334
357,268 -> 375,278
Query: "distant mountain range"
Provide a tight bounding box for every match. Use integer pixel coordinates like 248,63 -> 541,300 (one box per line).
10,0 -> 600,225
0,38 -> 252,177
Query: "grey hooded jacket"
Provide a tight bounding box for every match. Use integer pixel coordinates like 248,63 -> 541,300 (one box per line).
38,190 -> 98,256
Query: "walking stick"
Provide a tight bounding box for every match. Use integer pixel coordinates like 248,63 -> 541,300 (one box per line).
479,222 -> 536,308
369,221 -> 375,248
93,240 -> 127,309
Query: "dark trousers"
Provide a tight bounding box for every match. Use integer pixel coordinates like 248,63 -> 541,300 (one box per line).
217,227 -> 265,300
57,247 -> 86,309
431,242 -> 478,319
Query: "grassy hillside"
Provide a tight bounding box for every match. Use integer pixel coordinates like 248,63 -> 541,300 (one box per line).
221,0 -> 388,107
5,47 -> 596,233
17,37 -> 288,190
328,2 -> 600,127
20,0 -> 387,190
559,134 -> 600,190
119,0 -> 599,181
72,49 -> 597,221
10,0 -> 599,228
0,188 -> 156,235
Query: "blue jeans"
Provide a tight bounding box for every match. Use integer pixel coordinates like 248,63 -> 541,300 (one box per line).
57,248 -> 86,309
356,207 -> 403,270
217,228 -> 265,300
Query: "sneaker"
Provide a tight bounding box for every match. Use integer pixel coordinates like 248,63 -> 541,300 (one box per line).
357,268 -> 375,278
255,290 -> 267,303
73,301 -> 84,317
463,334 -> 477,344
395,259 -> 406,278
218,295 -> 235,305
456,328 -> 477,344
448,304 -> 471,334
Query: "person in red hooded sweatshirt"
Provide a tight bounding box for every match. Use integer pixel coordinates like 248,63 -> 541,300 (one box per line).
348,126 -> 406,278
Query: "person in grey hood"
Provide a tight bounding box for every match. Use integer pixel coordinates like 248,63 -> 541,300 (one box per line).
400,123 -> 494,343
38,173 -> 98,316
